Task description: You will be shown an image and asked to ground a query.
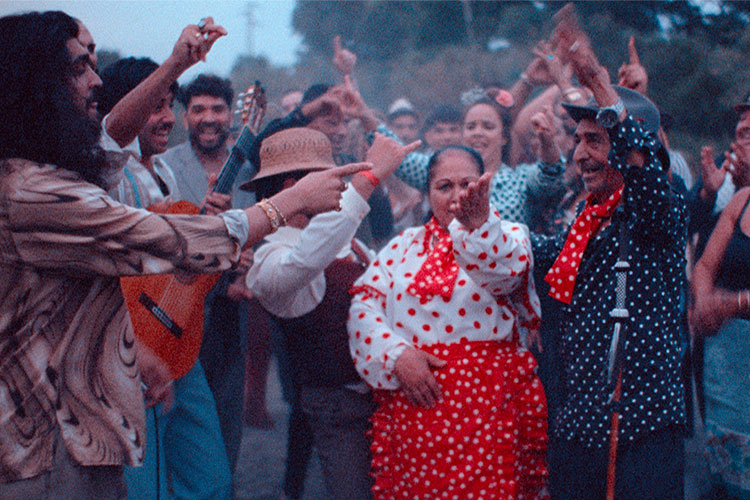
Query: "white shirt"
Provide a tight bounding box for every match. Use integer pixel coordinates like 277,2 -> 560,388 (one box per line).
247,184 -> 372,318
347,210 -> 541,390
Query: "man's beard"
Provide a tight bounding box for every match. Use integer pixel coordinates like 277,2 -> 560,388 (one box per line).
189,125 -> 229,155
56,99 -> 109,187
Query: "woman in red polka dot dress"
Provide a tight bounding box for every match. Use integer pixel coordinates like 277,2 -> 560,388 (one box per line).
348,146 -> 549,499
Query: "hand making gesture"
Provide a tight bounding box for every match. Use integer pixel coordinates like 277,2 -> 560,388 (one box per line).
453,172 -> 493,231
617,36 -> 648,95
332,35 -> 357,76
168,17 -> 227,74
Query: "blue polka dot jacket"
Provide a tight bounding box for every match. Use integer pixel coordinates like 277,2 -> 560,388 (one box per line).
531,115 -> 687,449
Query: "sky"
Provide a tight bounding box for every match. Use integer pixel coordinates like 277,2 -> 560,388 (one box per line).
0,1 -> 302,83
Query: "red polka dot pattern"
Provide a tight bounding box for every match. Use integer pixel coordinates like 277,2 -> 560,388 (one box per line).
370,340 -> 548,500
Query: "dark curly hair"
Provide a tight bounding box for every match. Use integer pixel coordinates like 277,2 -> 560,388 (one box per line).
0,11 -> 108,187
177,74 -> 233,108
97,57 -> 179,116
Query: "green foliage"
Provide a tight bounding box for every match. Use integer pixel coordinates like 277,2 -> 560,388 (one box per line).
95,49 -> 121,74
227,0 -> 750,167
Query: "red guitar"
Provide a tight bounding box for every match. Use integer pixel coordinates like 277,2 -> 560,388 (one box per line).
121,82 -> 266,379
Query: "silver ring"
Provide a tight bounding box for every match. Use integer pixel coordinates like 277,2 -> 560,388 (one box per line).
569,41 -> 580,53
195,32 -> 203,39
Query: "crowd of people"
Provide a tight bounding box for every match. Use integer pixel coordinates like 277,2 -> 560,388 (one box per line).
0,4 -> 748,500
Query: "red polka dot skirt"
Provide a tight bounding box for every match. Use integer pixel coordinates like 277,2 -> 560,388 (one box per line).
369,340 -> 549,499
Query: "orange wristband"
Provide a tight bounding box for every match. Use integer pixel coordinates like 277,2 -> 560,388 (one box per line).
360,170 -> 380,187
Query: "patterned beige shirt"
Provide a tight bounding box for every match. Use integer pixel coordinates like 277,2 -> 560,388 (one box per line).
0,159 -> 242,481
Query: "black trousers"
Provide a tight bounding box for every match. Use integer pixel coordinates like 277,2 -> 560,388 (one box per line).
549,425 -> 685,500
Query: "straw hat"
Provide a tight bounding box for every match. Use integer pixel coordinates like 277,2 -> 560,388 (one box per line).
240,127 -> 336,191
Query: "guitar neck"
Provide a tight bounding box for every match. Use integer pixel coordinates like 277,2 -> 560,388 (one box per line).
200,126 -> 258,214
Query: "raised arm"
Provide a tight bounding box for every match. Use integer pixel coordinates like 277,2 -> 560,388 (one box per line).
106,18 -> 227,147
247,136 -> 418,315
555,10 -> 684,241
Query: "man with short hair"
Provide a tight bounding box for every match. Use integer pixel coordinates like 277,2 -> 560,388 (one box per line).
158,73 -> 255,474
98,54 -> 234,500
163,75 -> 239,199
530,21 -> 687,500
421,105 -> 462,152
386,98 -> 420,145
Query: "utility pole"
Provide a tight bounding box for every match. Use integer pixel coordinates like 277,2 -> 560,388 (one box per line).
245,2 -> 257,55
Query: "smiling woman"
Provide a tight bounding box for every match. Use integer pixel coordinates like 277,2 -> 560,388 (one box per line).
392,93 -> 567,226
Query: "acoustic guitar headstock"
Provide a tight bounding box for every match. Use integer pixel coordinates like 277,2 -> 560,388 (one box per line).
236,80 -> 267,135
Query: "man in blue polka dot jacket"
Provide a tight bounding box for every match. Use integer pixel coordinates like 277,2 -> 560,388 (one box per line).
531,23 -> 687,500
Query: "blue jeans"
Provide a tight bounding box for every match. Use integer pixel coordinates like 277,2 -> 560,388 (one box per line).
124,360 -> 232,500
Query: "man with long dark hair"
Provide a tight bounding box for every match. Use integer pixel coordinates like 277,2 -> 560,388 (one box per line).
0,11 -> 364,499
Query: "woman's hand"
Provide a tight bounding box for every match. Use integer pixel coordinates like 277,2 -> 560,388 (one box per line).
454,172 -> 493,231
394,348 -> 446,408
699,145 -> 727,201
528,41 -> 571,90
531,105 -> 562,164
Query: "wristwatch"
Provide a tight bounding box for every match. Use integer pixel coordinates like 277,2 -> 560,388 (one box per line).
596,98 -> 625,129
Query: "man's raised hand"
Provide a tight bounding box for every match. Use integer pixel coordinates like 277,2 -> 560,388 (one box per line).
332,35 -> 357,76
617,36 -> 648,95
169,17 -> 227,74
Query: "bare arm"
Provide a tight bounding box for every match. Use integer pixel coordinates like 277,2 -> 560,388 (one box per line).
692,188 -> 750,335
106,18 -> 227,147
242,162 -> 372,248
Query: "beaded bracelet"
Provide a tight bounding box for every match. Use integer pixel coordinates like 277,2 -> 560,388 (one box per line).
257,199 -> 283,232
265,198 -> 288,226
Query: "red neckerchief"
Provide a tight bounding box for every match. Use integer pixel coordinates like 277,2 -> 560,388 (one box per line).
545,186 -> 623,304
407,217 -> 458,300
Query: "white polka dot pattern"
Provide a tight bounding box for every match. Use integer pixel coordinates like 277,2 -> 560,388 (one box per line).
369,340 -> 549,500
531,115 -> 688,449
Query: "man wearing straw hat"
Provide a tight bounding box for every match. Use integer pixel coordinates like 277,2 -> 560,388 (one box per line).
246,128 -> 420,500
